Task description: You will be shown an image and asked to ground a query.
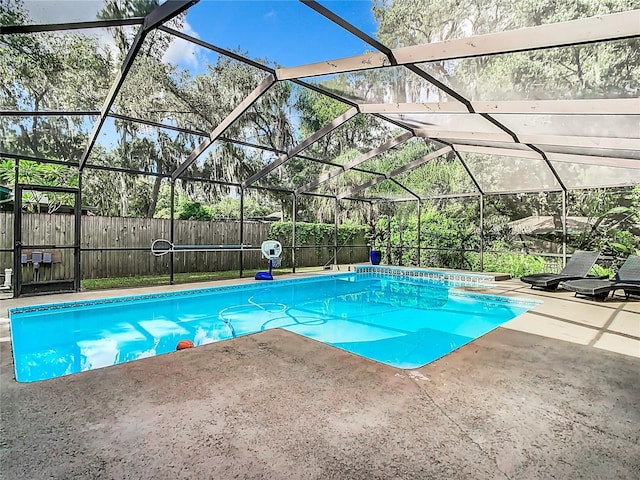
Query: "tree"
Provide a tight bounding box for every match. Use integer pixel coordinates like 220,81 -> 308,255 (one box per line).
0,1 -> 111,160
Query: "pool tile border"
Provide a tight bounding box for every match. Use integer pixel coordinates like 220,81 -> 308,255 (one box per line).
356,266 -> 496,286
9,273 -> 354,315
10,266 -> 534,316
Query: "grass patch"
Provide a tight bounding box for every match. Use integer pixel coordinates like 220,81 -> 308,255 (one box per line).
81,267 -> 326,291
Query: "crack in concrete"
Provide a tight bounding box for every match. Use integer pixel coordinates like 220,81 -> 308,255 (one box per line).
413,382 -> 512,480
549,408 -> 627,442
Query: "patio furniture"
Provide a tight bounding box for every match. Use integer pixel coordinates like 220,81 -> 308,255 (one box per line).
561,255 -> 640,300
520,250 -> 600,290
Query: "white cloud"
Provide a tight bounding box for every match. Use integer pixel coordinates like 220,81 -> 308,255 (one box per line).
162,19 -> 205,70
23,0 -> 121,59
23,0 -> 104,24
23,1 -> 204,71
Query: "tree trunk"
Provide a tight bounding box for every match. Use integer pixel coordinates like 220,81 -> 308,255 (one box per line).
119,173 -> 129,217
147,174 -> 162,218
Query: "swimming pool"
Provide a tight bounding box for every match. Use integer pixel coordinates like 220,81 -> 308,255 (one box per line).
9,269 -> 539,382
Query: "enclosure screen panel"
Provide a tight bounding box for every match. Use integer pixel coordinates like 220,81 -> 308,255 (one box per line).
355,137 -> 435,173
1,28 -> 135,112
393,154 -> 478,197
226,80 -> 304,151
462,152 -> 561,193
300,117 -> 398,163
255,157 -> 327,191
550,161 -> 640,189
416,38 -> 639,101
345,178 -> 413,201
181,0 -> 375,68
386,113 -> 505,134
111,29 -> 272,135
301,66 -> 453,104
0,115 -> 98,162
85,116 -> 202,176
541,145 -> 640,160
316,170 -> 381,197
492,114 -> 640,139
348,2 -> 634,49
443,139 -> 532,152
2,3 -> 143,24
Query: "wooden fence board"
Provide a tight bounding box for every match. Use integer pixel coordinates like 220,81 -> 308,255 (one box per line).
0,212 -> 368,280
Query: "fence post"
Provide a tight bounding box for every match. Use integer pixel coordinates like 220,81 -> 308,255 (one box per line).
74,171 -> 82,291
562,190 -> 567,268
169,180 -> 175,285
417,199 -> 421,267
334,197 -> 339,268
240,187 -> 245,277
12,161 -> 20,297
292,193 -> 297,273
480,194 -> 484,272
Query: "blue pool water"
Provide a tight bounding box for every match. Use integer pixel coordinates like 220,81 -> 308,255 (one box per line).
9,271 -> 538,382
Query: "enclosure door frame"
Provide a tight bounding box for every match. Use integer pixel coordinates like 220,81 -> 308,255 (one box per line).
13,183 -> 81,297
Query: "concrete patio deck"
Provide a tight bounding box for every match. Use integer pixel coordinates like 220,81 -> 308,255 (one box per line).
1,275 -> 638,479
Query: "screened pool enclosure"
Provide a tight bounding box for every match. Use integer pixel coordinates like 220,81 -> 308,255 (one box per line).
0,0 -> 638,296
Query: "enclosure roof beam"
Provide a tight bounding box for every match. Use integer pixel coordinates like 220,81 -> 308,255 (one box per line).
486,187 -> 566,195
299,0 -> 396,62
290,79 -> 358,108
276,10 -> 640,80
0,110 -> 100,117
158,25 -> 276,75
413,129 -> 640,152
371,113 -> 415,133
359,98 -> 640,115
0,17 -> 144,34
244,184 -> 295,195
175,175 -> 241,188
390,179 -> 420,200
394,66 -> 555,187
295,131 -> 414,195
107,113 -> 209,136
348,183 -> 634,201
78,0 -> 198,171
421,192 -> 482,200
242,107 -> 359,188
108,112 -> 294,158
449,147 -> 484,195
0,152 -> 78,167
171,74 -> 277,181
143,0 -> 199,31
107,112 -> 381,174
404,64 -> 476,112
295,191 -> 338,200
453,144 -> 640,170
546,152 -> 640,169
340,191 -> 484,202
526,144 -> 568,191
395,9 -> 640,63
337,146 -> 452,200
453,145 -> 541,159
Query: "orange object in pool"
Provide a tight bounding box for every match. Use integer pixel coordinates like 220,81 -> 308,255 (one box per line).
176,339 -> 194,350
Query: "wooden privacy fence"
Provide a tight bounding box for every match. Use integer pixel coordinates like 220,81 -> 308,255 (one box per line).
0,212 -> 369,280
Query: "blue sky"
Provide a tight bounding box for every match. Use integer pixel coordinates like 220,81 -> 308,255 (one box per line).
184,0 -> 379,68
19,0 -> 381,147
23,0 -> 380,69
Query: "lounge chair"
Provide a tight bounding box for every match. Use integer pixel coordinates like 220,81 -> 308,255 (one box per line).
561,255 -> 640,300
520,250 -> 600,290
